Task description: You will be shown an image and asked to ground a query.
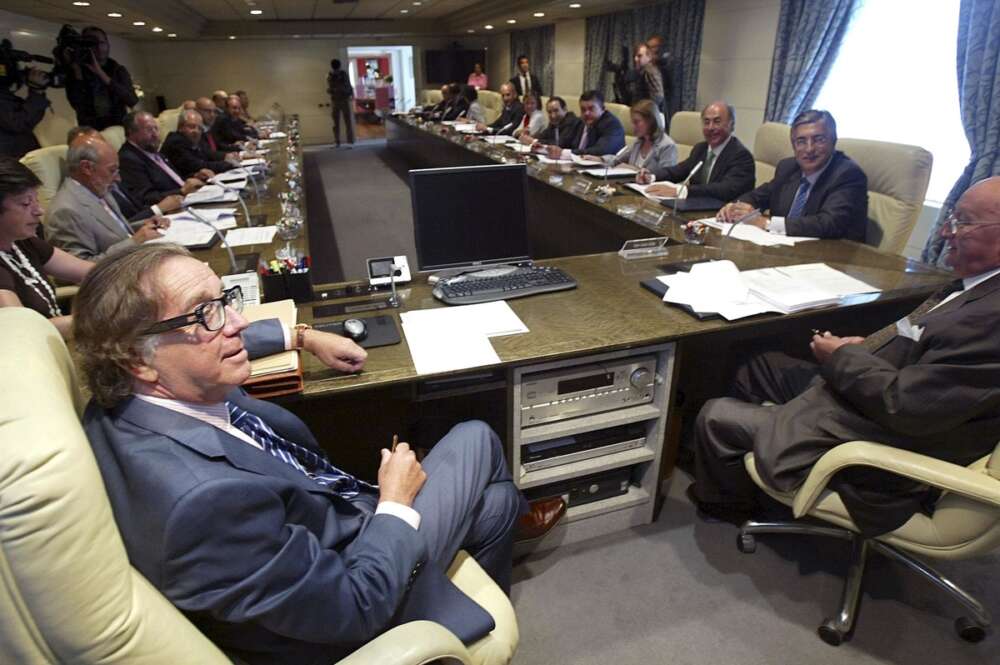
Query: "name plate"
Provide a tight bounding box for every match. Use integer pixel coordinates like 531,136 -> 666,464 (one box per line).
570,179 -> 592,196
633,207 -> 666,229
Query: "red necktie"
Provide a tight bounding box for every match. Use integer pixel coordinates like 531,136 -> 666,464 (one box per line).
207,133 -> 217,151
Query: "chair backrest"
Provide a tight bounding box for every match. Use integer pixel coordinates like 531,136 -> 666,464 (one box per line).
100,125 -> 127,151
669,111 -> 703,162
478,90 -> 503,125
0,308 -> 231,664
752,121 -> 793,185
156,109 -> 182,146
19,145 -> 68,212
420,88 -> 443,106
837,137 -> 933,255
604,103 -> 632,141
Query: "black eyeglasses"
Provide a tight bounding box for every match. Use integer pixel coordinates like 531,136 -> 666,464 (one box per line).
142,286 -> 243,336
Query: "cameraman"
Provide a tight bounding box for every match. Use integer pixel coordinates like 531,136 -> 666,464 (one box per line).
0,67 -> 49,159
61,26 -> 137,130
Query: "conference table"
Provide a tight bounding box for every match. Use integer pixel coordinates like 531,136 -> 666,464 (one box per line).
187,118 -> 951,550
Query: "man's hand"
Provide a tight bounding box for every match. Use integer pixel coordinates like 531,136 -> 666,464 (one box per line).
195,168 -> 215,181
579,154 -> 602,163
647,183 -> 679,197
717,201 -> 756,223
475,122 -> 488,132
378,442 -> 426,507
156,194 -> 183,213
84,50 -> 111,85
636,168 -> 655,185
546,144 -> 563,159
302,329 -> 368,373
518,133 -> 535,146
180,178 -> 204,195
810,331 -> 866,364
132,217 -> 169,243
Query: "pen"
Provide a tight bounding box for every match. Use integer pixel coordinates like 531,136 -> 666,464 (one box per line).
391,434 -> 399,453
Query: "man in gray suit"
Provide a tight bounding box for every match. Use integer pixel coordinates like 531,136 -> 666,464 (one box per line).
691,176 -> 1000,537
46,135 -> 169,261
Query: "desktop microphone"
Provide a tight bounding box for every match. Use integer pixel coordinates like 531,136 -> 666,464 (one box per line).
182,205 -> 238,274
671,160 -> 703,217
720,208 -> 762,259
215,182 -> 255,228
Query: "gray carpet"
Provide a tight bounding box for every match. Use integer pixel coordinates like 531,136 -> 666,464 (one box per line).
510,474 -> 996,664
304,140 -> 416,284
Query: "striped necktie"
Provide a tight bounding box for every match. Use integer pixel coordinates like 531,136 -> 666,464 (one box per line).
787,177 -> 811,219
99,197 -> 133,236
227,402 -> 375,498
577,125 -> 589,151
701,149 -> 716,184
861,279 -> 965,351
149,151 -> 186,187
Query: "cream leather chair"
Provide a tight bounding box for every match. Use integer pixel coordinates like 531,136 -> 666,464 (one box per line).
156,108 -> 182,146
420,88 -> 443,107
0,307 -> 518,665
669,111 -> 703,162
837,137 -> 932,254
605,102 -> 633,142
740,442 -> 999,646
100,125 -> 126,151
19,144 -> 68,211
478,89 -> 502,125
752,121 -> 793,185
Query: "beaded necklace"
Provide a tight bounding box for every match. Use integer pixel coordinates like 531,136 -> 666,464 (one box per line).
0,243 -> 61,318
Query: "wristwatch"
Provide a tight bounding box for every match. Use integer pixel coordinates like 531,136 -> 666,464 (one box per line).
292,323 -> 312,350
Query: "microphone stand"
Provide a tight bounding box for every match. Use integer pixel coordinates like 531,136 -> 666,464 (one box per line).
217,183 -> 255,227
388,263 -> 401,308
720,208 -> 761,260
672,160 -> 703,217
183,205 -> 238,274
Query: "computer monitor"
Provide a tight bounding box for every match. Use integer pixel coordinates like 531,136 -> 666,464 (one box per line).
410,163 -> 530,272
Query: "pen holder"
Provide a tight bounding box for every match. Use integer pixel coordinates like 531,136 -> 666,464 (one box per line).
262,271 -> 313,303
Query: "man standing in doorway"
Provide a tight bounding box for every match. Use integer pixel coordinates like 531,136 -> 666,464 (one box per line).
327,59 -> 355,149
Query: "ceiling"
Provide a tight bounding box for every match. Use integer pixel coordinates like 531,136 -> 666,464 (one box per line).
0,0 -> 647,40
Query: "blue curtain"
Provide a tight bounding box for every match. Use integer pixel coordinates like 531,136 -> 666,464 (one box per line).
510,25 -> 555,96
764,0 -> 859,123
583,0 -> 705,119
922,0 -> 1000,266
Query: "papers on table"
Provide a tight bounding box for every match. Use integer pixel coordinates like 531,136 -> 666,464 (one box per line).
482,135 -> 516,144
166,207 -> 238,230
183,185 -> 240,205
400,301 -> 529,375
695,217 -> 818,247
657,261 -> 881,320
240,157 -> 267,167
224,225 -> 278,247
509,143 -> 533,153
625,181 -> 684,201
221,272 -> 262,307
244,299 -> 298,377
579,165 -> 638,178
146,219 -> 217,248
210,174 -> 247,189
535,154 -> 573,165
571,154 -> 604,167
256,138 -> 279,146
454,123 -> 480,133
266,131 -> 287,139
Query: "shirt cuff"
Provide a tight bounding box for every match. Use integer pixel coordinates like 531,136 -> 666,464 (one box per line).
151,204 -> 162,216
376,501 -> 421,530
281,324 -> 292,351
767,216 -> 787,235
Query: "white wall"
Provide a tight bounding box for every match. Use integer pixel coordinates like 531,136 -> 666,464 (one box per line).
0,9 -> 150,147
553,19 -> 586,99
696,0 -> 781,147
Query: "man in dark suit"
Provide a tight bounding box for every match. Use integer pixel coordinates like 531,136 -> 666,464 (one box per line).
645,101 -> 755,202
161,110 -> 237,179
477,82 -> 524,136
510,54 -> 543,98
73,244 -> 530,665
547,90 -> 625,158
524,96 -> 581,150
718,109 -> 868,240
441,83 -> 468,122
690,175 -> 1000,537
195,97 -> 240,153
119,110 -> 206,206
213,95 -> 263,146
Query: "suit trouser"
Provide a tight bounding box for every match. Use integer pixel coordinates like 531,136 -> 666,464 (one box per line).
331,98 -> 355,144
692,350 -> 819,505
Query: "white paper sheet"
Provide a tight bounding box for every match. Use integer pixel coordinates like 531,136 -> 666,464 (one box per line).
166,208 -> 238,230
239,157 -> 267,167
482,135 -> 516,144
571,154 -> 605,166
535,154 -> 573,165
224,225 -> 278,247
625,181 -> 684,201
183,185 -> 240,205
578,166 -> 638,178
403,327 -> 501,375
696,218 -> 818,247
146,219 -> 217,247
266,131 -> 287,138
221,272 -> 262,306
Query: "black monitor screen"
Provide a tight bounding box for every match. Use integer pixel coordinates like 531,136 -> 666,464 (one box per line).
411,164 -> 530,271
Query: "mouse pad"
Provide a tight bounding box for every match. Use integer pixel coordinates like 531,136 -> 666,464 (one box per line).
314,315 -> 402,349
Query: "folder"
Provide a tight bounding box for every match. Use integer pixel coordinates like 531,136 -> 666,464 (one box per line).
241,299 -> 303,398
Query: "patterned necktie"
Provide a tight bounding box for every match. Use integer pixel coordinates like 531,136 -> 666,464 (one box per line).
578,125 -> 589,151
150,152 -> 186,187
787,177 -> 811,219
701,149 -> 716,185
99,197 -> 133,236
861,279 -> 965,351
227,402 -> 375,498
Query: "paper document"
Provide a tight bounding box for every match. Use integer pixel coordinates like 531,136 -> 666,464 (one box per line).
535,154 -> 573,165
240,157 -> 267,167
243,299 -> 298,377
183,185 -> 239,205
225,225 -> 278,247
579,166 -> 638,178
765,263 -> 880,297
166,207 -> 238,230
221,272 -> 262,307
696,218 -> 818,247
625,181 -> 683,201
266,131 -> 287,139
211,176 -> 247,190
146,219 -> 217,248
256,139 -> 279,146
482,135 -> 516,144
571,154 -> 605,167
510,143 -> 533,153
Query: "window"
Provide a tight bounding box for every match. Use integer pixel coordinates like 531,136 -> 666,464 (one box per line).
814,0 -> 966,203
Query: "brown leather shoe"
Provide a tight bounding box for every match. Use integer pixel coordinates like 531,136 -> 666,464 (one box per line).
516,497 -> 567,541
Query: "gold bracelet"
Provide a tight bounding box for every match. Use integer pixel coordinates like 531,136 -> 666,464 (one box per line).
293,323 -> 312,350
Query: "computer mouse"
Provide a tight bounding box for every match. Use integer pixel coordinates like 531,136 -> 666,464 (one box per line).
342,318 -> 368,342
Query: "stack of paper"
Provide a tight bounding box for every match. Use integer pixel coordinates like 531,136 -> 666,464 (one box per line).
482,135 -> 516,144
510,143 -> 533,154
240,157 -> 267,168
535,154 -> 573,165
225,226 -> 278,247
625,181 -> 683,201
657,261 -> 880,320
400,301 -> 529,375
695,218 -> 818,247
571,154 -> 604,167
147,219 -> 217,247
579,165 -> 637,178
266,131 -> 287,139
183,185 -> 240,205
165,207 -> 238,230
454,123 -> 480,133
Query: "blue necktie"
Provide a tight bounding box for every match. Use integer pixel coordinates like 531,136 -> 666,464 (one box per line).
227,402 -> 374,498
787,177 -> 811,219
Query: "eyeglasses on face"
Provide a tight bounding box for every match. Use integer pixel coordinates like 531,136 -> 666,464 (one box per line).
944,212 -> 1000,236
142,285 -> 243,336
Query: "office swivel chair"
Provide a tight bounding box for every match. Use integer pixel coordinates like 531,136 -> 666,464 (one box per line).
739,442 -> 1000,645
0,308 -> 518,665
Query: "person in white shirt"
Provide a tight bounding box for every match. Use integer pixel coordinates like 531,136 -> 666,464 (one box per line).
512,92 -> 546,140
613,99 -> 677,173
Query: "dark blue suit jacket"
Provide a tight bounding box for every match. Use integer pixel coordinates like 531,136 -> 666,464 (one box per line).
83,322 -> 493,664
568,110 -> 626,156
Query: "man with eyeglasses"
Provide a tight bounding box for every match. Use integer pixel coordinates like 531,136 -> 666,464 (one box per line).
717,109 -> 868,240
73,244 -> 525,664
688,175 -> 1000,537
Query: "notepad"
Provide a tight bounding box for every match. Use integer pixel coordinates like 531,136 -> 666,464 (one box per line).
579,166 -> 638,178
146,219 -> 217,248
625,181 -> 684,201
183,185 -> 240,205
225,226 -> 278,247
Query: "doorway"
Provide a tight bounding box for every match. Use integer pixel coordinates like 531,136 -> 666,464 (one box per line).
346,45 -> 415,129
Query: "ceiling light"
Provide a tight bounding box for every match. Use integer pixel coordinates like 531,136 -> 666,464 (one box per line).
467,29 -> 475,33
570,3 -> 582,7
107,12 -> 122,18
507,19 -> 516,24
228,35 -> 236,40
152,27 -> 163,32
400,9 -> 409,13
413,1 -> 422,5
72,2 -> 90,6
167,33 -> 177,38
484,24 -> 493,30
132,21 -> 146,26
533,12 -> 545,17
250,9 -> 262,15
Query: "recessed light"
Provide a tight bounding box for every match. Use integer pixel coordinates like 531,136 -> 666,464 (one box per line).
132,21 -> 146,26
484,24 -> 493,29
400,9 -> 409,13
107,12 -> 122,18
72,2 -> 90,6
413,1 -> 422,5
152,27 -> 163,32
167,33 -> 177,38
228,35 -> 236,40
467,29 -> 475,33
569,3 -> 582,7
250,9 -> 262,15
507,19 -> 516,24
534,12 -> 545,17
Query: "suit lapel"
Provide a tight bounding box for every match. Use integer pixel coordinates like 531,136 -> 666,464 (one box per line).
73,183 -> 129,239
920,272 -> 1000,323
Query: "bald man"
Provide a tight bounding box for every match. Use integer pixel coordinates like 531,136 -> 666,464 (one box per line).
194,97 -> 240,153
181,99 -> 197,110
690,176 -> 1000,536
162,110 -> 237,179
477,82 -> 524,136
212,90 -> 228,112
46,136 -> 171,261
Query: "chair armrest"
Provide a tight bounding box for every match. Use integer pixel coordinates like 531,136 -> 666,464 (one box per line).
334,620 -> 471,665
791,441 -> 1000,518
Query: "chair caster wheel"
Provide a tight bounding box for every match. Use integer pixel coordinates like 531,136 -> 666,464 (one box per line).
737,533 -> 756,554
818,620 -> 846,646
955,616 -> 986,643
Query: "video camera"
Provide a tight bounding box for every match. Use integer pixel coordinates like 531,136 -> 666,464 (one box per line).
0,39 -> 60,91
54,24 -> 100,66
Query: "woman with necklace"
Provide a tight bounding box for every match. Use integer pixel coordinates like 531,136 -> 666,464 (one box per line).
615,99 -> 677,181
0,158 -> 93,338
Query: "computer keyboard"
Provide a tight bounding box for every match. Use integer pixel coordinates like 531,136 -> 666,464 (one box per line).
432,266 -> 577,305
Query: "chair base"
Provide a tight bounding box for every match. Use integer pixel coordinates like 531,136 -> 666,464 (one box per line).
738,520 -> 992,645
